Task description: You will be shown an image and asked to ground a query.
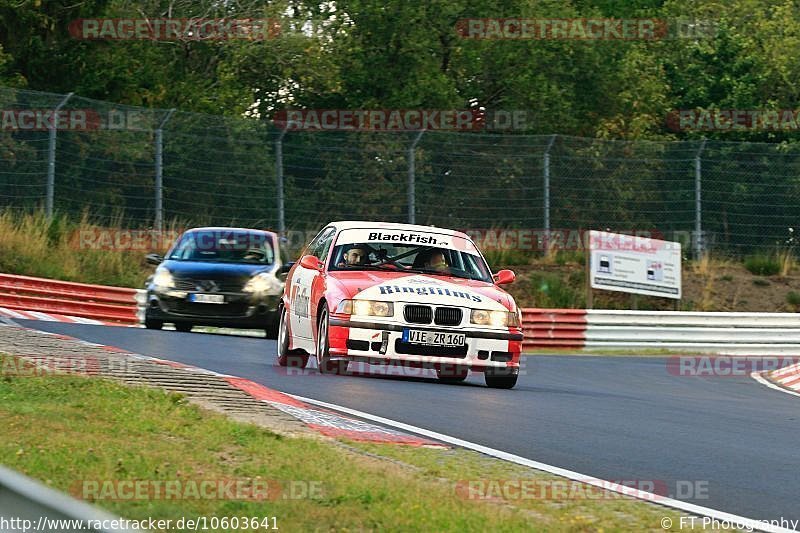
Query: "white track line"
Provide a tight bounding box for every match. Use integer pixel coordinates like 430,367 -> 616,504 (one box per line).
751,372 -> 800,399
290,393 -> 794,533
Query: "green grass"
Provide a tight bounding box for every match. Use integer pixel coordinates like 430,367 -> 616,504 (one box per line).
0,362 -> 689,532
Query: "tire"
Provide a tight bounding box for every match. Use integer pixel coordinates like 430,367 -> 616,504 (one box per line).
144,317 -> 163,330
277,306 -> 308,369
436,365 -> 468,384
316,307 -> 347,375
264,318 -> 279,340
484,367 -> 518,389
174,322 -> 193,332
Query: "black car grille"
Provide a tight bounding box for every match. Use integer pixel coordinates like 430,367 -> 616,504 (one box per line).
404,305 -> 433,324
167,301 -> 250,317
173,277 -> 245,293
434,307 -> 462,326
394,339 -> 467,357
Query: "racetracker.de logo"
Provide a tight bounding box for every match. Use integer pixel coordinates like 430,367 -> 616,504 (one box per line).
455,18 -> 717,40
0,355 -> 101,377
667,356 -> 800,377
68,18 -> 281,41
464,229 -> 666,252
272,109 -> 528,131
454,479 -> 709,502
72,478 -> 323,501
666,109 -> 800,132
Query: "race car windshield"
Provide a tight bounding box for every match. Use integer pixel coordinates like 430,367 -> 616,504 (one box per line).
166,231 -> 275,264
329,242 -> 492,282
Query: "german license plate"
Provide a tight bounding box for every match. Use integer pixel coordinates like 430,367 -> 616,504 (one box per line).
189,293 -> 225,304
402,329 -> 466,347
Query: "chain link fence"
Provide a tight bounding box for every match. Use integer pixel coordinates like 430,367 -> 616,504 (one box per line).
0,86 -> 797,256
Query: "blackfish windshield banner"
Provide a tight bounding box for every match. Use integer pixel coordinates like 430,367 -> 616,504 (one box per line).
335,228 -> 480,255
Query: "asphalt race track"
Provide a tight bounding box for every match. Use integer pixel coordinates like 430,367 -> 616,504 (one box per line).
15,320 -> 800,524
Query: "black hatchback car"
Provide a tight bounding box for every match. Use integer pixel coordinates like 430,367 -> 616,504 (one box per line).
144,227 -> 284,337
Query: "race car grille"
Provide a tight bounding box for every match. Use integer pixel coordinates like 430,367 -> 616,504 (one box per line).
434,307 -> 462,326
173,277 -> 245,293
404,305 -> 433,324
394,339 -> 467,358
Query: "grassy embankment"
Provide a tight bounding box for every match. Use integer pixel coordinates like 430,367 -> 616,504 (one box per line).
0,360 -> 687,531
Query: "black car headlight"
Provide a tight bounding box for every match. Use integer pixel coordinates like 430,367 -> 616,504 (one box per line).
152,268 -> 174,291
243,273 -> 283,296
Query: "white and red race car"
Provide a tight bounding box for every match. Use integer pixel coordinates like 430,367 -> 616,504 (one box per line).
277,221 -> 523,388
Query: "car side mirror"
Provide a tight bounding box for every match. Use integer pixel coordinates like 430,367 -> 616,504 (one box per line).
145,253 -> 163,266
278,262 -> 295,274
494,269 -> 515,285
299,255 -> 323,271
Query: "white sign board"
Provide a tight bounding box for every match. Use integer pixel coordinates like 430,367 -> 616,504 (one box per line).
588,230 -> 681,299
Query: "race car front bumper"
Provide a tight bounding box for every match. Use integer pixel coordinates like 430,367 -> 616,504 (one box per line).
328,315 -> 523,372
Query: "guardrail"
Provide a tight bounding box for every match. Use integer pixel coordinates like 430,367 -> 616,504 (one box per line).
0,274 -> 142,324
0,465 -> 141,532
522,309 -> 800,354
2,273 -> 798,354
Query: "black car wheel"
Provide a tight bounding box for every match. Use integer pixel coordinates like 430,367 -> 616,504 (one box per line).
144,318 -> 163,330
144,309 -> 163,330
277,306 -> 308,369
174,322 -> 193,332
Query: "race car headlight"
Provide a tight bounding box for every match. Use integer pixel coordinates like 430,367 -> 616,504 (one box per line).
244,273 -> 283,295
152,268 -> 174,291
470,309 -> 519,327
337,299 -> 394,317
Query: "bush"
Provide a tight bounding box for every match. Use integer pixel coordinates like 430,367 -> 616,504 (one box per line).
744,255 -> 781,276
787,291 -> 800,309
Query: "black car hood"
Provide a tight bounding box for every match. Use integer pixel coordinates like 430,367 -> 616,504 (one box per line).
160,260 -> 272,279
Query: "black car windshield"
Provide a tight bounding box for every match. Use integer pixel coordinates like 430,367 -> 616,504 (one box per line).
167,230 -> 275,264
328,239 -> 492,282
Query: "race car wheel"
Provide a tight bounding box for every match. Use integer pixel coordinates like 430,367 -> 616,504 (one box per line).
174,322 -> 192,332
484,367 -> 518,389
436,365 -> 468,384
316,308 -> 347,375
277,305 -> 308,369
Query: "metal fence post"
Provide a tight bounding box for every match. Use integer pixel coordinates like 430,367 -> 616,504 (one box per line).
407,130 -> 426,224
275,127 -> 287,236
45,92 -> 73,219
154,109 -> 175,232
543,134 -> 557,249
694,138 -> 707,258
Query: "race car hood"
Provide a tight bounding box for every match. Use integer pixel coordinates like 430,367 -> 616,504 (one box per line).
327,271 -> 514,311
